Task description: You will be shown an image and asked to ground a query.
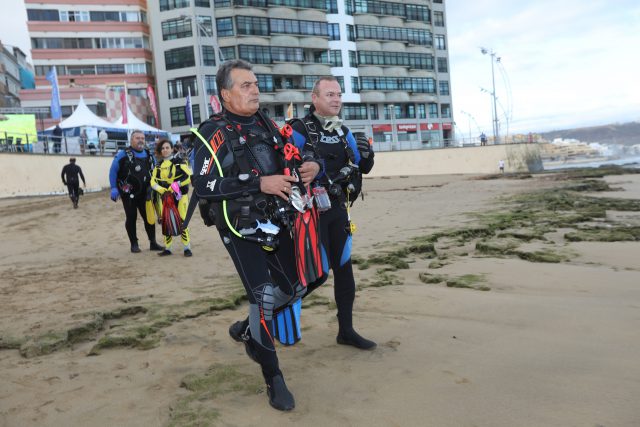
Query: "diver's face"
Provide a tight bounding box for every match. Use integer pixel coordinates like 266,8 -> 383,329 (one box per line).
160,142 -> 172,158
130,132 -> 145,151
312,80 -> 342,116
221,68 -> 260,117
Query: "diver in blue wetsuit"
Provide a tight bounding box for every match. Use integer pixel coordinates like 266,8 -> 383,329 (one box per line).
109,129 -> 163,253
289,76 -> 376,350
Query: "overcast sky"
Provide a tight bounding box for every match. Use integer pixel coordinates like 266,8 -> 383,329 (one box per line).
447,0 -> 640,136
1,0 -> 639,136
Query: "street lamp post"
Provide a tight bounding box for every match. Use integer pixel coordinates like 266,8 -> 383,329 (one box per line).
388,104 -> 397,150
481,47 -> 500,144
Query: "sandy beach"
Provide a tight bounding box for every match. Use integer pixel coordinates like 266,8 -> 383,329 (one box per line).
1,170 -> 639,427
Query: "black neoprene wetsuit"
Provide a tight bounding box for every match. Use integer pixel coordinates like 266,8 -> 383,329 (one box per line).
61,163 -> 85,206
291,113 -> 374,336
192,110 -> 313,378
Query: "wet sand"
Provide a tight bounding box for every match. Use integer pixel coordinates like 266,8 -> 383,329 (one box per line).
1,172 -> 639,426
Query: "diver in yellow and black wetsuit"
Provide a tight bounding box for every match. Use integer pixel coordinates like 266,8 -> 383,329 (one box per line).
150,139 -> 193,257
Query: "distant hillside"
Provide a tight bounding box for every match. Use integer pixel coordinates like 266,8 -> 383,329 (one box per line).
540,122 -> 640,146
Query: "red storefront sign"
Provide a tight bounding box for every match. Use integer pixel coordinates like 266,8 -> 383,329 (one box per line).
397,123 -> 417,132
420,123 -> 440,130
372,124 -> 392,132
442,123 -> 452,130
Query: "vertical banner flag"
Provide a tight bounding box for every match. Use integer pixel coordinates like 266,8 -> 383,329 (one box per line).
146,85 -> 159,127
185,87 -> 194,127
45,67 -> 62,120
209,94 -> 221,114
286,102 -> 293,119
120,83 -> 128,125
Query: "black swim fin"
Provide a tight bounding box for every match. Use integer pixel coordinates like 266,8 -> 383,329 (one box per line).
272,299 -> 302,345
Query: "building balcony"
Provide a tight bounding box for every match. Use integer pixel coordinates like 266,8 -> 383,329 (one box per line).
267,7 -> 298,19
378,16 -> 404,27
33,73 -> 154,89
353,15 -> 380,26
299,36 -> 328,49
359,91 -> 386,103
272,63 -> 302,75
382,67 -> 408,77
385,91 -> 410,103
357,66 -> 384,76
301,64 -> 331,75
32,48 -> 152,61
297,9 -> 326,21
270,35 -> 300,47
380,41 -> 406,52
28,21 -> 149,35
409,93 -> 437,103
274,90 -> 305,103
253,65 -> 273,74
355,40 -> 382,51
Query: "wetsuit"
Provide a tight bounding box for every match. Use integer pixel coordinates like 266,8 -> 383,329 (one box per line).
291,113 -> 375,347
61,162 -> 85,208
150,156 -> 192,252
109,147 -> 159,248
192,110 -> 312,381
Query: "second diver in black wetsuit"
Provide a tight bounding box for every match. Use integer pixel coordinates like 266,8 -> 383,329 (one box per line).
61,157 -> 86,209
191,59 -> 320,411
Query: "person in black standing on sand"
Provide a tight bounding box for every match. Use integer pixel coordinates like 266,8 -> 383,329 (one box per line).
61,157 -> 85,209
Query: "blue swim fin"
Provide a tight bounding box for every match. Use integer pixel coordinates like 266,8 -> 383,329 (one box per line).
272,298 -> 302,345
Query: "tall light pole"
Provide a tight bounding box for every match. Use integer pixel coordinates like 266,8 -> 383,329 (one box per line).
388,104 -> 397,149
481,47 -> 500,144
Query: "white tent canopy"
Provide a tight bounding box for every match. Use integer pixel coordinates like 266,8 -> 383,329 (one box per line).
112,104 -> 163,133
46,96 -> 114,130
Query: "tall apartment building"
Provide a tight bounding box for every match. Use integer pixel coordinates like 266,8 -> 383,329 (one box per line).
20,1 -> 155,131
149,0 -> 453,146
0,41 -> 26,108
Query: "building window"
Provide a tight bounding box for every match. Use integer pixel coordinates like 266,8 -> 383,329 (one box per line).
428,102 -> 438,118
440,103 -> 451,118
236,16 -> 269,36
328,23 -> 340,40
27,9 -> 59,21
60,11 -> 90,22
216,17 -> 234,37
214,0 -> 231,6
165,46 -> 195,70
270,18 -> 328,36
270,0 -> 327,9
201,46 -> 216,66
356,25 -> 431,45
162,18 -> 193,41
125,63 -> 148,74
435,34 -> 446,50
219,46 -> 235,60
329,50 -> 342,67
369,104 -> 378,120
195,0 -> 210,6
160,0 -> 190,12
349,50 -> 357,67
358,51 -> 433,70
97,64 -> 125,74
204,75 -> 216,95
272,46 -> 304,62
171,105 -> 201,127
418,103 -> 426,119
256,74 -> 274,92
347,24 -> 355,41
360,77 -> 436,93
197,16 -> 213,37
437,57 -> 448,73
167,76 -> 198,99
438,81 -> 449,96
327,0 -> 338,13
239,45 -> 272,64
343,104 -> 368,120
351,76 -> 360,93
433,11 -> 444,26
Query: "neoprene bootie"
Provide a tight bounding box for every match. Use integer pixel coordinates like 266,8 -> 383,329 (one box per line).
265,373 -> 295,411
337,328 -> 377,350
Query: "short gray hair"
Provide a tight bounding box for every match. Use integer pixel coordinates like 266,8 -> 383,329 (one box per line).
216,59 -> 253,101
130,129 -> 144,140
312,76 -> 339,95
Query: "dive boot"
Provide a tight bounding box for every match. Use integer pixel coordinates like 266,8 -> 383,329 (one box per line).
337,328 -> 377,350
265,373 -> 295,411
149,241 -> 164,251
228,319 -> 259,364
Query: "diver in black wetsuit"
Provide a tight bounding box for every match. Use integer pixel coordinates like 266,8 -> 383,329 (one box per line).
290,76 -> 376,350
191,60 -> 320,411
61,157 -> 86,209
109,130 -> 163,253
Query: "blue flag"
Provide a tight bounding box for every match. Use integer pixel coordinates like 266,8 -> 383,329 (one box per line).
45,67 -> 61,120
185,88 -> 193,127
